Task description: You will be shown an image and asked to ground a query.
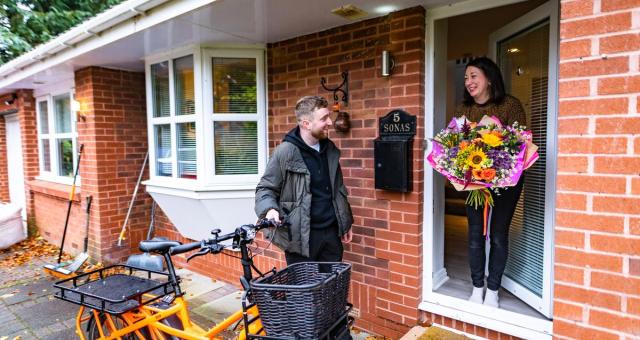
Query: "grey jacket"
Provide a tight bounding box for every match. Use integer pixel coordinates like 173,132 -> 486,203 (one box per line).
255,139 -> 353,257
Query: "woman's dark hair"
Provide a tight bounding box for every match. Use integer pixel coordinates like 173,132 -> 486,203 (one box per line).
462,57 -> 506,106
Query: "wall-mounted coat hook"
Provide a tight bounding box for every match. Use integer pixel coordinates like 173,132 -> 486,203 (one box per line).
320,71 -> 349,105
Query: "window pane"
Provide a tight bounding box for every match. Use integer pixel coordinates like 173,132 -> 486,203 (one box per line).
212,57 -> 257,114
174,55 -> 195,116
57,138 -> 73,177
155,124 -> 172,176
41,139 -> 51,172
151,61 -> 170,118
177,122 -> 197,179
38,101 -> 49,134
54,94 -> 71,133
214,121 -> 257,175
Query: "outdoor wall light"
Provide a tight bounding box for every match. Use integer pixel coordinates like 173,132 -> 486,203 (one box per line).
381,50 -> 395,77
3,93 -> 17,106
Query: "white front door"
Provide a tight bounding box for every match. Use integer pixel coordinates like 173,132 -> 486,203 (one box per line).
488,1 -> 557,318
5,114 -> 27,220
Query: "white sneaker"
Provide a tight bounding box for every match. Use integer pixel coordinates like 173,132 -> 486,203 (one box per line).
468,286 -> 484,304
483,288 -> 499,308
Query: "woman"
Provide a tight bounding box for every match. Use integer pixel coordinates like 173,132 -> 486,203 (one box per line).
454,57 -> 527,308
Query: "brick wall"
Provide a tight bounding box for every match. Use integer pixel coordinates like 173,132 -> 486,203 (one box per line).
555,0 -> 640,338
53,67 -> 151,264
268,8 -> 425,337
0,115 -> 8,202
16,90 -> 40,221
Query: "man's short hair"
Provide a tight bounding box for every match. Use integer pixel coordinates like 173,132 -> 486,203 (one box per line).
295,96 -> 328,121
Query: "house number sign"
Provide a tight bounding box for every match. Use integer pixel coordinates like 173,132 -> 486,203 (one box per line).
378,109 -> 416,137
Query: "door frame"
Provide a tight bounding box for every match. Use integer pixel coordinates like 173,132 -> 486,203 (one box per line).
488,1 -> 558,318
5,113 -> 27,221
420,0 -> 557,338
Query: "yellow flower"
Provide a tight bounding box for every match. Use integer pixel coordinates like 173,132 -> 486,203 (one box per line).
482,133 -> 503,147
466,148 -> 487,170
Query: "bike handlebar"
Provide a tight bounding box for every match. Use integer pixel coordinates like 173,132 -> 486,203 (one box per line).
168,218 -> 281,258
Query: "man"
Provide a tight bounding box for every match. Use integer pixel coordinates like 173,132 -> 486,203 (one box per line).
255,95 -> 353,264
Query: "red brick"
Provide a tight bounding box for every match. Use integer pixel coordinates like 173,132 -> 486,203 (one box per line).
598,75 -> 640,95
556,192 -> 587,210
560,39 -> 592,59
591,234 -> 640,255
558,137 -> 627,154
559,97 -> 628,116
554,300 -> 583,321
560,57 -> 629,78
594,156 -> 640,174
601,0 -> 640,12
589,309 -> 640,335
557,174 -> 627,193
553,319 -> 620,340
558,117 -> 589,134
629,258 -> 640,276
600,33 -> 640,54
596,116 -> 640,134
555,247 -> 623,272
593,196 -> 640,214
556,229 -> 585,248
555,211 -> 625,233
557,156 -> 589,173
560,0 -> 594,19
554,264 -> 584,285
560,13 -> 632,39
559,79 -> 590,98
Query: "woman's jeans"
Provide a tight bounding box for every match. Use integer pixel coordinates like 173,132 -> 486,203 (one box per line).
466,178 -> 524,291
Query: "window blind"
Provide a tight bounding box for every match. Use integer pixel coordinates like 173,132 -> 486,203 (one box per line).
174,56 -> 195,116
41,139 -> 51,172
177,122 -> 197,179
214,121 -> 258,175
151,61 -> 170,118
38,101 -> 49,134
155,124 -> 172,176
212,57 -> 257,114
54,94 -> 71,133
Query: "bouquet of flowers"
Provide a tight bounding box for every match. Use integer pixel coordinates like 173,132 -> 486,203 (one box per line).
427,115 -> 538,234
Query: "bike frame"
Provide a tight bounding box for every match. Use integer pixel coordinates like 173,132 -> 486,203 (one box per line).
73,224 -> 270,340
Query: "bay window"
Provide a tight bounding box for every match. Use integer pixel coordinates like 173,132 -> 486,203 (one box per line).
145,47 -> 266,190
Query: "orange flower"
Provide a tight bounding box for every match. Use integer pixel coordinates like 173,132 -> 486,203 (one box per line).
459,141 -> 470,150
469,122 -> 478,129
481,168 -> 496,181
472,169 -> 483,180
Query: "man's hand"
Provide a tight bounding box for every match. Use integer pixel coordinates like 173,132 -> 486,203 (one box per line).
341,228 -> 353,243
265,209 -> 281,224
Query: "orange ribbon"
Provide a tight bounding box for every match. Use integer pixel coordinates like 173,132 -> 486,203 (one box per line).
482,189 -> 491,237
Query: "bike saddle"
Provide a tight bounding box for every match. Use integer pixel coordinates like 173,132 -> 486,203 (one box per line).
139,239 -> 181,254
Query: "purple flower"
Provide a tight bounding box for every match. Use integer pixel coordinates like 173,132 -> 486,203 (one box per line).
448,146 -> 459,158
486,149 -> 512,170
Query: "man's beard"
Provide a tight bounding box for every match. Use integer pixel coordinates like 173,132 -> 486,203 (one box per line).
311,128 -> 328,140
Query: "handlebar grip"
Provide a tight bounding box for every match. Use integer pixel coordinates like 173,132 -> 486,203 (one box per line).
170,241 -> 201,255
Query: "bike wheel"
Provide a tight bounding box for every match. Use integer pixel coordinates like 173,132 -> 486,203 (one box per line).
86,312 -> 151,340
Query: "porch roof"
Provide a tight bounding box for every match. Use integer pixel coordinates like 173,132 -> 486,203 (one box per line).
0,0 -> 464,94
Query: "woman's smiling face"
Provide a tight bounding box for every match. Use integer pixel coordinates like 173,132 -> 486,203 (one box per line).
465,65 -> 491,104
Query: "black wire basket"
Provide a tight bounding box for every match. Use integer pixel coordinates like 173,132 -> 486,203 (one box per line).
250,262 -> 351,339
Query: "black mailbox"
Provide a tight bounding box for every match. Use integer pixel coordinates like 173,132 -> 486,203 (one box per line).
374,110 -> 416,192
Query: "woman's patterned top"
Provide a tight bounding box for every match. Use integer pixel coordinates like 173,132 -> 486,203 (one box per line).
454,95 -> 527,128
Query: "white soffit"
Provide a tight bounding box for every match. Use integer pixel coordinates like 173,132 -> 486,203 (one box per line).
0,0 -> 467,93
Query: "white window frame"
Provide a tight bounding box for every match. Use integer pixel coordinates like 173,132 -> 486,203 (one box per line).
202,48 -> 267,187
144,46 -> 266,192
35,90 -> 79,186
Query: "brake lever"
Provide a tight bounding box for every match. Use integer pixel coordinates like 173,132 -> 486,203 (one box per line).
186,247 -> 210,262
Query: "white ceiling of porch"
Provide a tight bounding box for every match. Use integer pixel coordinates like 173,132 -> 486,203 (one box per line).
9,0 -> 467,91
